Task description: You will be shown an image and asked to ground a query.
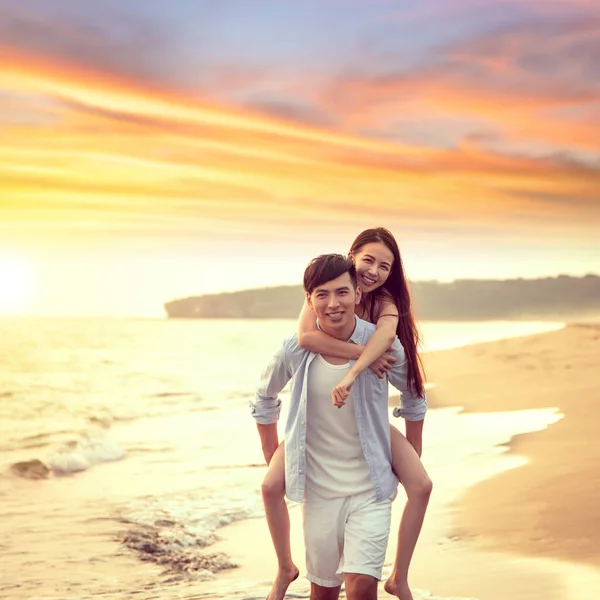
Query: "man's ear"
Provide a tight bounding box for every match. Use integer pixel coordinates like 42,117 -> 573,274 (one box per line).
306,291 -> 314,310
355,285 -> 362,305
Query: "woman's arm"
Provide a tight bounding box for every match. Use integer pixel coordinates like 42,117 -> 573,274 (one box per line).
331,302 -> 399,407
349,313 -> 398,378
297,298 -> 362,360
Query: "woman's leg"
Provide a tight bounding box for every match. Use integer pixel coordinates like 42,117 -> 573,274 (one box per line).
261,441 -> 299,600
384,425 -> 433,600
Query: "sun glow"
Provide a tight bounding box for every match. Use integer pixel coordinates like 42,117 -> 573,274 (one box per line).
0,254 -> 36,314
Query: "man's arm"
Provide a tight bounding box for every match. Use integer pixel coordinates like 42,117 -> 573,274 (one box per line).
257,423 -> 279,465
405,419 -> 424,458
251,338 -> 294,464
387,343 -> 427,456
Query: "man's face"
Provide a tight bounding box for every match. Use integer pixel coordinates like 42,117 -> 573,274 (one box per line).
306,272 -> 361,338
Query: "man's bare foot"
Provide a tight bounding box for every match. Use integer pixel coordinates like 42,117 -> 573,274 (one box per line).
384,576 -> 413,600
266,565 -> 299,600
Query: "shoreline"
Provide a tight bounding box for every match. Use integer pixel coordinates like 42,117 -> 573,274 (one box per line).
424,323 -> 600,571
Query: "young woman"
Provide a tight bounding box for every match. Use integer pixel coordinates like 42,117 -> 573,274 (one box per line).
261,228 -> 432,600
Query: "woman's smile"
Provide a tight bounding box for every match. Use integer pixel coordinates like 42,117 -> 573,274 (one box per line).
360,274 -> 377,287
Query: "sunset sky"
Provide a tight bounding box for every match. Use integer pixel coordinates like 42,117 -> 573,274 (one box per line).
1,0 -> 599,316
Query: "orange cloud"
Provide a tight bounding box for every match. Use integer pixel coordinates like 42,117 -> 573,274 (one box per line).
1,42 -> 599,253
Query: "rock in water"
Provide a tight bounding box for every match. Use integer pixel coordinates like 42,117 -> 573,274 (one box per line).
11,459 -> 50,479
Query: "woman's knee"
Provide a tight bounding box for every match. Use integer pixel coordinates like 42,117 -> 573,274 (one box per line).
261,473 -> 285,501
407,474 -> 433,501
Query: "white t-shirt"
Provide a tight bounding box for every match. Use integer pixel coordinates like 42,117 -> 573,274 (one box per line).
305,355 -> 373,498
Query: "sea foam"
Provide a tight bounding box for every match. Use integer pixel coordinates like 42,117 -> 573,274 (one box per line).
46,431 -> 125,474
117,490 -> 264,580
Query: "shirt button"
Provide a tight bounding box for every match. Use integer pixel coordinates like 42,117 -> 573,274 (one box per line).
301,420 -> 305,425
299,469 -> 303,474
300,445 -> 304,450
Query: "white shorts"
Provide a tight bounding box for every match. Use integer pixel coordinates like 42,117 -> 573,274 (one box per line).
302,487 -> 392,588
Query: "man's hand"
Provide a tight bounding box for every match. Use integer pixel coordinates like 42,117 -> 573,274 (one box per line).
263,445 -> 278,466
257,423 -> 279,465
369,348 -> 397,379
332,370 -> 358,408
405,419 -> 424,458
407,438 -> 422,458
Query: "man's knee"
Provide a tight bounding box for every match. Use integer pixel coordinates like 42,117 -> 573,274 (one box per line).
310,583 -> 341,600
344,573 -> 377,600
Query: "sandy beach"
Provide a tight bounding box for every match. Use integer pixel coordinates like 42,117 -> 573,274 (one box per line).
209,323 -> 600,600
425,323 -> 600,568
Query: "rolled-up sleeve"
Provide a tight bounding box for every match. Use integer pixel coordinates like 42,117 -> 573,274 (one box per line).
250,338 -> 293,425
388,343 -> 427,421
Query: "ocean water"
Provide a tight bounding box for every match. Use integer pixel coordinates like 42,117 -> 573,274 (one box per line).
0,317 -> 566,600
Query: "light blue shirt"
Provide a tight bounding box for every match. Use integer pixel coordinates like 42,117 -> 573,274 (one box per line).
250,316 -> 427,503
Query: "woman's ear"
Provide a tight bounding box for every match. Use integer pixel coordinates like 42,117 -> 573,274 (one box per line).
355,286 -> 362,305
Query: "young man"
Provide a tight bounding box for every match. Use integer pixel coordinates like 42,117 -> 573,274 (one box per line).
251,254 -> 427,600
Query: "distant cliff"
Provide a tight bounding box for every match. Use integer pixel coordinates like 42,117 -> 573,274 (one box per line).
164,274 -> 600,321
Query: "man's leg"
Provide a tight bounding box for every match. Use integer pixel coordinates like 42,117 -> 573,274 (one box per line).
302,489 -> 346,593
341,491 -> 392,600
310,583 -> 341,600
345,573 -> 378,600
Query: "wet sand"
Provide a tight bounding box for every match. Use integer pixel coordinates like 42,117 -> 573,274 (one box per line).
425,323 -> 600,569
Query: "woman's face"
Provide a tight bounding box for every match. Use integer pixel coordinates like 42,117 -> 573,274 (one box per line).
352,242 -> 394,294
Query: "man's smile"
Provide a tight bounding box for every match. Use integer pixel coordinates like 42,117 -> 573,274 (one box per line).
326,311 -> 344,322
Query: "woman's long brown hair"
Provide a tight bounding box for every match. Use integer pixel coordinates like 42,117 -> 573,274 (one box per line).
350,227 -> 425,397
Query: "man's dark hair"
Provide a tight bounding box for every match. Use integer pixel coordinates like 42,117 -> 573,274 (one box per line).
303,254 -> 357,293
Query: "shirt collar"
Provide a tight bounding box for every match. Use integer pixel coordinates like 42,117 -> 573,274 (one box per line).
316,314 -> 365,345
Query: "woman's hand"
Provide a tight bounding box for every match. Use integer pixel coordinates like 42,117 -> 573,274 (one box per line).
332,348 -> 397,407
369,349 -> 397,379
332,371 -> 358,408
